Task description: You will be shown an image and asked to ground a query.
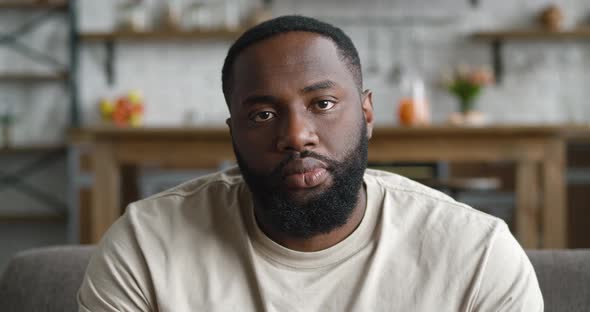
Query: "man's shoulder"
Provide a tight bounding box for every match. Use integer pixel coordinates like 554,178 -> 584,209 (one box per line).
136,166 -> 243,203
145,166 -> 245,200
365,168 -> 503,238
365,168 -> 458,204
365,169 -> 524,298
126,166 -> 247,223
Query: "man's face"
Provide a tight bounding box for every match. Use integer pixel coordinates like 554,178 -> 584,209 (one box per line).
227,31 -> 374,237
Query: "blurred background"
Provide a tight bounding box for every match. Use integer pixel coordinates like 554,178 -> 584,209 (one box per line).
1,0 -> 590,272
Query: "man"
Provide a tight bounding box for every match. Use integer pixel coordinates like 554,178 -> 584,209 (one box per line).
78,15 -> 543,311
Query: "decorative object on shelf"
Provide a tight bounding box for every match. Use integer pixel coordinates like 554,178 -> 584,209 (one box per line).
443,65 -> 494,126
0,114 -> 15,148
397,77 -> 431,126
447,110 -> 488,126
99,90 -> 144,127
539,4 -> 564,31
117,0 -> 146,32
154,1 -> 181,31
223,0 -> 241,31
246,4 -> 272,27
182,1 -> 214,30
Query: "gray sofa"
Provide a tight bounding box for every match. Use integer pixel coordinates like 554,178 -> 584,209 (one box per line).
0,246 -> 589,312
0,245 -> 94,312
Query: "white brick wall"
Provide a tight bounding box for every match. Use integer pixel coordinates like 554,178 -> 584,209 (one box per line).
1,0 -> 590,145
1,0 -> 590,271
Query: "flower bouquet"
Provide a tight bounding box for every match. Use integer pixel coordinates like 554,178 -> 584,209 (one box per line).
444,65 -> 494,125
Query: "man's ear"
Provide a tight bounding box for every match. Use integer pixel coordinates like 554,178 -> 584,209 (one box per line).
361,89 -> 374,139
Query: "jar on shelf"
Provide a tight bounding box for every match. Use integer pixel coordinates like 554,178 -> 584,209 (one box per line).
397,77 -> 431,126
157,2 -> 181,31
223,0 -> 241,30
117,0 -> 146,32
182,1 -> 215,31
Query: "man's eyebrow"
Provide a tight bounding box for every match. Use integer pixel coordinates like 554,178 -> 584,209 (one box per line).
301,80 -> 336,93
241,95 -> 279,107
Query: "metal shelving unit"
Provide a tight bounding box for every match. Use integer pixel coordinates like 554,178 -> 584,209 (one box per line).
0,1 -> 79,239
0,0 -> 79,125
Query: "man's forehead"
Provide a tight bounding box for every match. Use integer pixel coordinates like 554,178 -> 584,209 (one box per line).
230,32 -> 353,93
234,32 -> 341,70
226,31 -> 363,110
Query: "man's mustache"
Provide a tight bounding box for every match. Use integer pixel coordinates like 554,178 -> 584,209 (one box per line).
270,150 -> 336,179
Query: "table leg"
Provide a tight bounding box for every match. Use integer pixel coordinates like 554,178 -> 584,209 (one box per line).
516,161 -> 540,248
542,140 -> 567,248
91,142 -> 120,243
121,164 -> 139,208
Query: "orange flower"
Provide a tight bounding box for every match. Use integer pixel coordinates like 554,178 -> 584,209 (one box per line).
468,68 -> 494,86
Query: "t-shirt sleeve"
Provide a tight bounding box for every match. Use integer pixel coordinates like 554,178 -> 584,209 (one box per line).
78,208 -> 155,312
469,223 -> 544,312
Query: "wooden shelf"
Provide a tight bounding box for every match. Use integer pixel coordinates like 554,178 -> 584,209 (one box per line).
0,72 -> 68,82
473,28 -> 590,41
80,28 -> 246,42
0,213 -> 66,223
0,1 -> 68,10
0,144 -> 66,154
80,27 -> 247,84
472,27 -> 590,84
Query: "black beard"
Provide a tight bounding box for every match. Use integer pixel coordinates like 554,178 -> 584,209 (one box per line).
234,123 -> 368,239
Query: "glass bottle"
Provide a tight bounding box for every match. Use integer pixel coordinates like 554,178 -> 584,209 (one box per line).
397,77 -> 431,126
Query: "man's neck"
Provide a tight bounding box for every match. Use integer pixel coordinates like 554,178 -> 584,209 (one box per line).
254,186 -> 367,252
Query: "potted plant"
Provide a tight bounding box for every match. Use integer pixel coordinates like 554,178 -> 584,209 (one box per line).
444,65 -> 494,125
0,114 -> 15,148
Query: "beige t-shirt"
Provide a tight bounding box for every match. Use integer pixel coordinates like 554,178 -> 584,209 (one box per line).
78,167 -> 543,311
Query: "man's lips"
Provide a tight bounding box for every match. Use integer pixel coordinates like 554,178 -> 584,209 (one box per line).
281,158 -> 330,189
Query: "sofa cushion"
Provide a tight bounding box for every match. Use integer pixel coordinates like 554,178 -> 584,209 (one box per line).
527,249 -> 590,312
0,245 -> 95,312
1,246 -> 590,312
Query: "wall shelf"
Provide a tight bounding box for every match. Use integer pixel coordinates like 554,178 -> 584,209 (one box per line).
0,2 -> 68,10
0,144 -> 66,154
0,72 -> 68,82
0,213 -> 66,223
473,28 -> 590,40
80,28 -> 245,42
472,28 -> 590,83
80,28 -> 246,84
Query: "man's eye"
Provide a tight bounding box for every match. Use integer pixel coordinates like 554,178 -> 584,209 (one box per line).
252,111 -> 276,122
315,100 -> 335,111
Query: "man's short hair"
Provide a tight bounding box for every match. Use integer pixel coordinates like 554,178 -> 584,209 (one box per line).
221,15 -> 363,107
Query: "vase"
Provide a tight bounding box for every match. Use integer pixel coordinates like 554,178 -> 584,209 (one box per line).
463,110 -> 488,126
1,122 -> 11,148
459,98 -> 475,114
448,110 -> 488,127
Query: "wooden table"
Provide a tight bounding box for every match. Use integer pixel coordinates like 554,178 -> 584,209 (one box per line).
71,125 -> 589,248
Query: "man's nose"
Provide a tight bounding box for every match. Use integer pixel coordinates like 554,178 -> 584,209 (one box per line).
276,111 -> 319,152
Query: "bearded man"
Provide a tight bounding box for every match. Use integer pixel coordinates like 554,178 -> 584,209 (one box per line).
78,15 -> 543,311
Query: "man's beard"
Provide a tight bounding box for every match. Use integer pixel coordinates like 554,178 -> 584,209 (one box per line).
234,123 -> 368,239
